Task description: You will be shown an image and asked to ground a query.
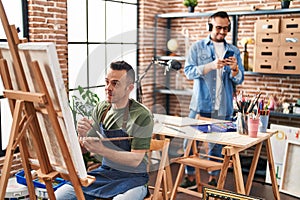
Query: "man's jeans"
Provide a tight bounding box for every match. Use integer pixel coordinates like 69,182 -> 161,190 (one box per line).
55,183 -> 148,200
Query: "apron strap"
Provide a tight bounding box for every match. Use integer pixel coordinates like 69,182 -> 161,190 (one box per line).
100,104 -> 111,123
121,100 -> 131,131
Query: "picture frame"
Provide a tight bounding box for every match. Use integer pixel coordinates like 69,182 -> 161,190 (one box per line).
202,187 -> 264,200
280,140 -> 300,197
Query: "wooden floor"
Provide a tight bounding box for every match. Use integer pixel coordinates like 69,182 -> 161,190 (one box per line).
149,163 -> 299,200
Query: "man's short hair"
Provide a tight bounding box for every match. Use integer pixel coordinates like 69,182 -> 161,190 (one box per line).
110,61 -> 135,84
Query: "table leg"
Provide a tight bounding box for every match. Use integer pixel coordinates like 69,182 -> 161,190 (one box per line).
170,139 -> 193,200
232,153 -> 246,194
265,138 -> 281,200
217,154 -> 230,190
245,142 -> 262,195
156,134 -> 173,197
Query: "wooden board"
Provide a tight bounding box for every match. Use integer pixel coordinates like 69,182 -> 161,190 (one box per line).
154,122 -> 277,148
0,42 -> 87,179
280,140 -> 300,198
153,113 -> 211,127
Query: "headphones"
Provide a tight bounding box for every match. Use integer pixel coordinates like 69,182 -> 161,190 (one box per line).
207,11 -> 231,32
207,22 -> 213,32
207,23 -> 231,32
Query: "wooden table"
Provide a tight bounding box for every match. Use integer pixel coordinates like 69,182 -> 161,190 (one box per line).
153,115 -> 280,200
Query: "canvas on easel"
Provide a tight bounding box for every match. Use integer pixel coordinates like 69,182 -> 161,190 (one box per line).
0,42 -> 88,178
0,0 -> 94,199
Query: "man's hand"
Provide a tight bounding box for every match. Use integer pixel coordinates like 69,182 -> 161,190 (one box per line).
77,117 -> 93,137
215,59 -> 227,69
225,57 -> 239,76
80,137 -> 103,155
203,59 -> 227,75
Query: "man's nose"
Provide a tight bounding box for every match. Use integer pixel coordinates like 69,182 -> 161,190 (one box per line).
105,83 -> 113,90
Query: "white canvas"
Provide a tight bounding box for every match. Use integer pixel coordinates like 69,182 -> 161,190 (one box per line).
265,124 -> 300,187
0,42 -> 87,179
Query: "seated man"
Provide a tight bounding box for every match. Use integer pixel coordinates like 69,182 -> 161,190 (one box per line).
55,61 -> 154,200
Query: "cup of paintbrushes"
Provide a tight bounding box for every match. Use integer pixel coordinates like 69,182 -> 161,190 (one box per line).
258,110 -> 270,133
237,112 -> 248,135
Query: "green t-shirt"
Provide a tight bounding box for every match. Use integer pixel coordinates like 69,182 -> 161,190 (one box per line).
88,99 -> 154,151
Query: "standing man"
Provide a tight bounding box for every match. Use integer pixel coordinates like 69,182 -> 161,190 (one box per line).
180,11 -> 244,189
55,61 -> 154,200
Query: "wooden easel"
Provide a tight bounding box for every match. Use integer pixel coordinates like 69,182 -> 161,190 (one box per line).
0,1 -> 94,199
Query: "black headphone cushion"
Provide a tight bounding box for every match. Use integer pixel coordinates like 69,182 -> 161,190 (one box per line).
208,23 -> 213,31
207,23 -> 231,32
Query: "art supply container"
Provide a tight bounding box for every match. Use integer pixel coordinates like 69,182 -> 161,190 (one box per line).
248,117 -> 259,138
35,188 -> 48,200
236,112 -> 248,135
5,177 -> 29,200
259,110 -> 269,133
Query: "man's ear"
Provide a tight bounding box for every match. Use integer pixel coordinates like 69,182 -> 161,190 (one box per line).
127,83 -> 134,92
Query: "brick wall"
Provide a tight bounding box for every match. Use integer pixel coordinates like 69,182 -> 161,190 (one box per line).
27,0 -> 68,89
139,0 -> 300,128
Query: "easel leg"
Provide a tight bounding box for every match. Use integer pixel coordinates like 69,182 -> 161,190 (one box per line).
44,180 -> 56,199
265,139 -> 280,200
19,137 -> 37,199
31,60 -> 85,199
0,101 -> 35,199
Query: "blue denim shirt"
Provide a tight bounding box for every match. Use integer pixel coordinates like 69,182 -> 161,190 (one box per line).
184,35 -> 244,117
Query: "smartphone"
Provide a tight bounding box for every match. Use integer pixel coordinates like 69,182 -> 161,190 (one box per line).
223,50 -> 234,59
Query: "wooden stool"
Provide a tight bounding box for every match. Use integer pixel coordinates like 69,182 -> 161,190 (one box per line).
170,140 -> 231,199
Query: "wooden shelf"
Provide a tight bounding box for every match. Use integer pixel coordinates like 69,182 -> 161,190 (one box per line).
156,8 -> 300,19
270,111 -> 300,118
155,89 -> 193,96
244,71 -> 300,76
157,56 -> 185,61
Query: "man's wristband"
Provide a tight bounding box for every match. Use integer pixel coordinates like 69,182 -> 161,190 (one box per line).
231,66 -> 238,72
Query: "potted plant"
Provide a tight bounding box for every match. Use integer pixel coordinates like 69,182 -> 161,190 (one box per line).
70,85 -> 101,169
183,0 -> 198,12
280,0 -> 293,9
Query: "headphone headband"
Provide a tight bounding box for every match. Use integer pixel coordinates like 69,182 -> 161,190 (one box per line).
207,11 -> 231,32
